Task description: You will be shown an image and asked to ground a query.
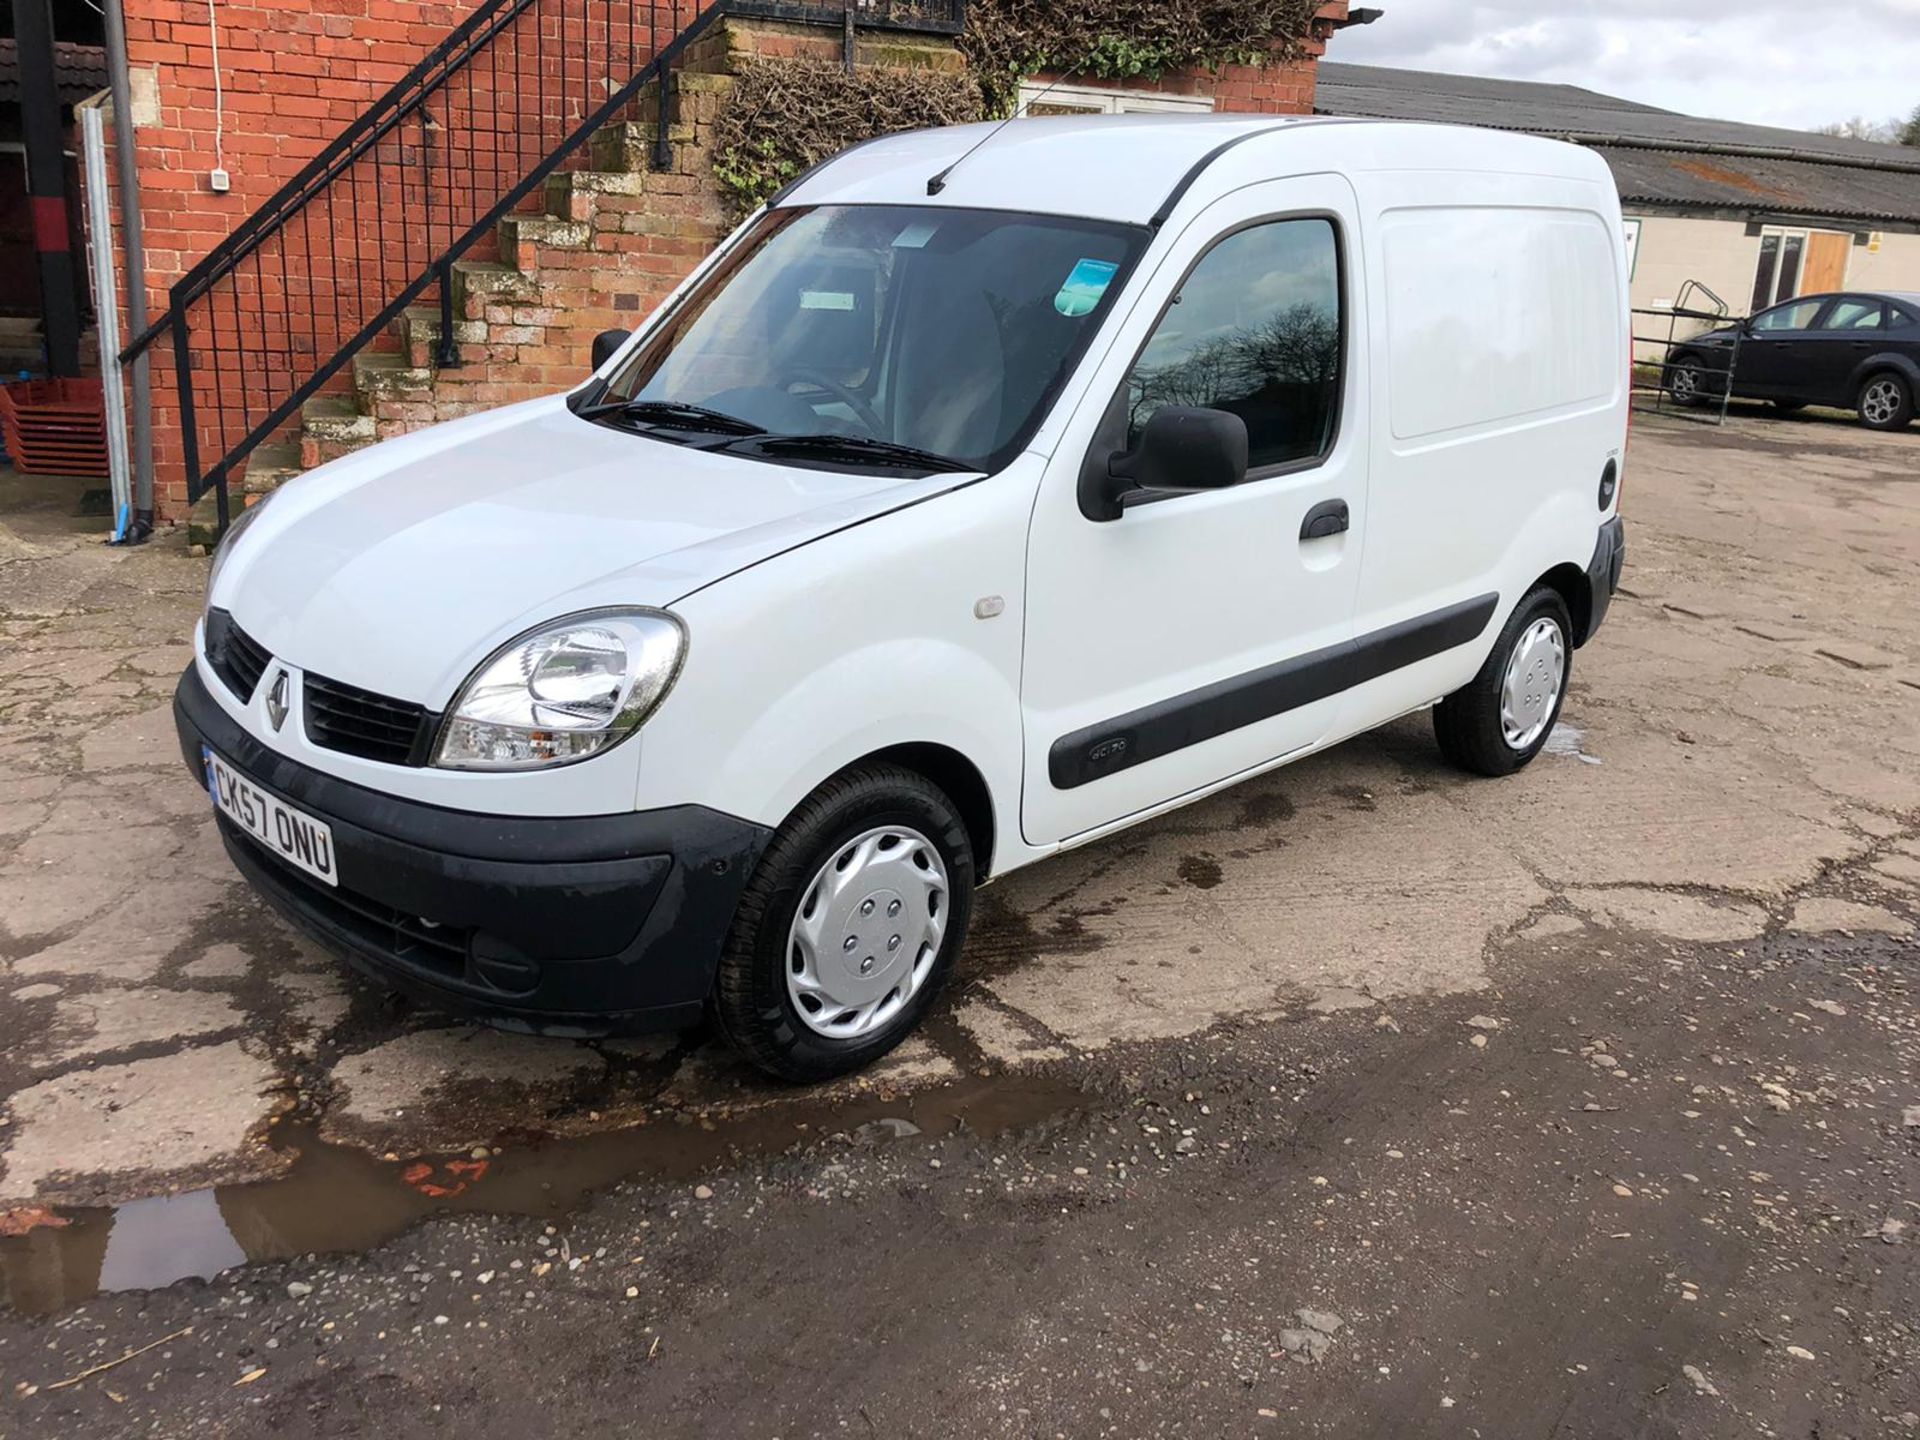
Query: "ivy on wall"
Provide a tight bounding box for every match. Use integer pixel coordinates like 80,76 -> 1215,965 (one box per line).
709,0 -> 1323,213
711,59 -> 984,216
962,0 -> 1324,112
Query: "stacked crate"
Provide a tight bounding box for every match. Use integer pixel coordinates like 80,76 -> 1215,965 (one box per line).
0,378 -> 110,478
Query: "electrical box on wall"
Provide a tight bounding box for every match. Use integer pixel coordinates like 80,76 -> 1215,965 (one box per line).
209,168 -> 231,193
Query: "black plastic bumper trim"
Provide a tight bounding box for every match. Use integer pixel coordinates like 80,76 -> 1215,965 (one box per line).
176,664 -> 770,1030
1579,516 -> 1626,647
1050,593 -> 1500,791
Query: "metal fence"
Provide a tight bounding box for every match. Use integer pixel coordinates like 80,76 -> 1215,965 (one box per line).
1631,280 -> 1743,426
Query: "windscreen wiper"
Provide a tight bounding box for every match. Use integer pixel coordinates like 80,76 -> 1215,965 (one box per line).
578,398 -> 767,436
730,432 -> 973,473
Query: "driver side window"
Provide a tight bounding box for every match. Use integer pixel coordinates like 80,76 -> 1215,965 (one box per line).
1124,217 -> 1343,473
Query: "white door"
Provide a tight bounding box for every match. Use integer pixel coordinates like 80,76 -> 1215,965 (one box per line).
1021,176 -> 1368,845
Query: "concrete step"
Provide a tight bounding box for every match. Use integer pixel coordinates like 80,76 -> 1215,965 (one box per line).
352,351 -> 436,400
392,306 -> 488,368
240,441 -> 302,498
299,394 -> 378,467
499,213 -> 593,255
589,117 -> 700,173
450,260 -> 542,316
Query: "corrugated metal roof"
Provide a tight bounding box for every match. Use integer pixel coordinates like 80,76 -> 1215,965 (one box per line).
1315,62 -> 1917,165
1597,146 -> 1920,226
1318,62 -> 1678,125
1315,62 -> 1920,224
0,41 -> 109,107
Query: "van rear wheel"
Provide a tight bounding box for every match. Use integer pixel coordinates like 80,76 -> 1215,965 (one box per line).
1433,587 -> 1573,778
712,763 -> 973,1082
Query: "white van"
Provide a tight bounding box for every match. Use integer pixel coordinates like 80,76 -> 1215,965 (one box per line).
177,116 -> 1628,1079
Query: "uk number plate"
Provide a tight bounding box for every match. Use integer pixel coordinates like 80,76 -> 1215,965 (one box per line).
203,746 -> 339,887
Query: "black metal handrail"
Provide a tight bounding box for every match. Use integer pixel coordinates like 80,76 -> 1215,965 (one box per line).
123,0 -> 965,529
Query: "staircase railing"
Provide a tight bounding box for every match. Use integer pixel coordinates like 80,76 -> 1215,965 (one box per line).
122,0 -> 964,530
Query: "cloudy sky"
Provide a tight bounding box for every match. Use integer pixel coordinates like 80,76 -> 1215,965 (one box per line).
1326,1 -> 1920,133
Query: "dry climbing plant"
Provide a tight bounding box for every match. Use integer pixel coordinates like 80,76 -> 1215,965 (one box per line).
709,0 -> 1324,213
710,59 -> 984,216
963,0 -> 1324,111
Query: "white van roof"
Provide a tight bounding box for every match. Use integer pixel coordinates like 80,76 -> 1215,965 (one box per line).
779,115 -> 1613,228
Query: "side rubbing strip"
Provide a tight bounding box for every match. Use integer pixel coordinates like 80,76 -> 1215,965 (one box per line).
1048,594 -> 1501,790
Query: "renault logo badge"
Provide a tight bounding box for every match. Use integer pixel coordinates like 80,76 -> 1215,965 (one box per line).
266,670 -> 290,733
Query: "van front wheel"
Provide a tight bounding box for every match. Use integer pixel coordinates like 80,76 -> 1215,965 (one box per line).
712,763 -> 974,1082
1433,587 -> 1573,777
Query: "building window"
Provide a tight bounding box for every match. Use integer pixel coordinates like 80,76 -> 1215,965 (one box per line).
1016,81 -> 1214,117
1751,228 -> 1808,313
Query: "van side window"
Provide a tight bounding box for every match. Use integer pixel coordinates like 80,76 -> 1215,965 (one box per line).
1125,218 -> 1342,473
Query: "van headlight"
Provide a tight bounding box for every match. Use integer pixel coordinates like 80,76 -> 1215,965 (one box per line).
432,609 -> 686,771
206,489 -> 274,606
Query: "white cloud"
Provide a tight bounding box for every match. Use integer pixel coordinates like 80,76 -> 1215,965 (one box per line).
1327,1 -> 1920,132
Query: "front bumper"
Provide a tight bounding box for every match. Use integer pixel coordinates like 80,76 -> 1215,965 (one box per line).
175,664 -> 770,1035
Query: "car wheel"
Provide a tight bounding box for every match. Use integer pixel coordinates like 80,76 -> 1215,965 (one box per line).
1433,587 -> 1573,779
712,762 -> 973,1082
1667,359 -> 1708,407
1858,372 -> 1914,431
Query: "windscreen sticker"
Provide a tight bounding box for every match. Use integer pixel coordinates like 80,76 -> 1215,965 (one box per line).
799,290 -> 857,311
892,221 -> 938,249
1055,258 -> 1119,318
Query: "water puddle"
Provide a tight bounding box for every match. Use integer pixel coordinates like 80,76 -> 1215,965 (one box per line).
0,1072 -> 1089,1317
1544,723 -> 1604,766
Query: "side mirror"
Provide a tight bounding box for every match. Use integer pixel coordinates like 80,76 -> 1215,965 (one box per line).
1083,406 -> 1249,521
591,328 -> 632,371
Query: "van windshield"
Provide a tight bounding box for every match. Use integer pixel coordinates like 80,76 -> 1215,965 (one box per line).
589,205 -> 1148,475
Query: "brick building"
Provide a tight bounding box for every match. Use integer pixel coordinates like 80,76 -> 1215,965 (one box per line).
93,0 -> 1352,525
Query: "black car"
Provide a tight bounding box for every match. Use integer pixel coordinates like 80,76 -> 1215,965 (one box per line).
1665,290 -> 1920,431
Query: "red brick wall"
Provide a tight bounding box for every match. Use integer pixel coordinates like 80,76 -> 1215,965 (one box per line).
117,1 -> 487,511
116,0 -> 1342,517
1031,0 -> 1346,115
118,0 -> 702,513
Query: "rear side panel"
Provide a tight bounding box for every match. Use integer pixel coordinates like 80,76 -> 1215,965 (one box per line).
1342,162 -> 1629,722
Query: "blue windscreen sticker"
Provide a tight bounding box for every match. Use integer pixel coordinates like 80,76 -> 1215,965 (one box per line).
1055,258 -> 1119,318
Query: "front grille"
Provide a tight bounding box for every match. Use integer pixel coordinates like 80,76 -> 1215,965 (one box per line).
304,673 -> 433,767
205,608 -> 271,702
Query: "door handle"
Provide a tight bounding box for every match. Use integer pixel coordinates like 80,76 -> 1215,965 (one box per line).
1300,499 -> 1349,541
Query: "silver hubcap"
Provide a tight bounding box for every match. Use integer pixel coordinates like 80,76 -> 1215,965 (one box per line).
1672,367 -> 1698,401
1500,617 -> 1566,751
786,825 -> 948,1038
1862,379 -> 1901,426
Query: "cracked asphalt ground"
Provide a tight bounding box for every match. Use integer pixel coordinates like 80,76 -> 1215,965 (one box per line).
1,405 -> 1917,1436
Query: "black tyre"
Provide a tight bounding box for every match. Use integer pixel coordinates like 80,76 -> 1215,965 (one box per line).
1858,372 -> 1914,432
1433,587 -> 1573,778
1667,358 -> 1709,408
712,763 -> 973,1082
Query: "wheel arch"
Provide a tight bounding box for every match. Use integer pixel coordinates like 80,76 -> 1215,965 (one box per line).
1534,561 -> 1595,649
854,742 -> 998,882
1851,355 -> 1919,398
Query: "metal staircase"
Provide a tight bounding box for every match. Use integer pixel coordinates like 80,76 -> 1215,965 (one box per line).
123,0 -> 963,532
